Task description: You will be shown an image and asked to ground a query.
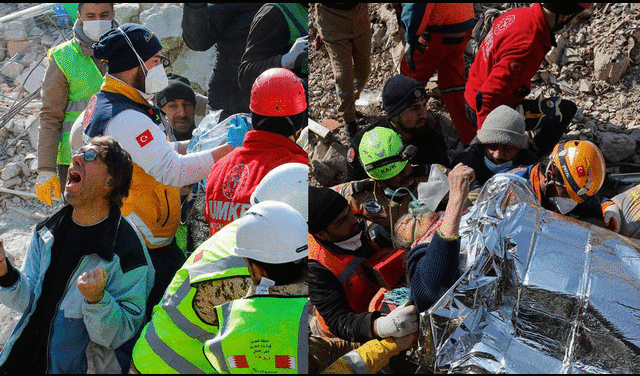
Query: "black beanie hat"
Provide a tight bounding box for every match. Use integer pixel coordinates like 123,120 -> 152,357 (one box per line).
156,74 -> 196,108
93,23 -> 163,74
308,186 -> 349,234
382,75 -> 427,120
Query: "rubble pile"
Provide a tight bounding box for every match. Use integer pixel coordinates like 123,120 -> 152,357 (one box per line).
308,3 -> 640,187
0,3 -> 215,220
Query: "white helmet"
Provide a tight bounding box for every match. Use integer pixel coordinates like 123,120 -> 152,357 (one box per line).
233,201 -> 308,264
250,162 -> 309,221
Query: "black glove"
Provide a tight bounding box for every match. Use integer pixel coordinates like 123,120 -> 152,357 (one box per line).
416,30 -> 430,53
404,43 -> 416,70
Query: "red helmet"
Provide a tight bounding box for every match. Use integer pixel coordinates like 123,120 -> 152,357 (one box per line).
250,68 -> 307,117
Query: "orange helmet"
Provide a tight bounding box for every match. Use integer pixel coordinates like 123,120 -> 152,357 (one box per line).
250,68 -> 307,117
551,140 -> 606,203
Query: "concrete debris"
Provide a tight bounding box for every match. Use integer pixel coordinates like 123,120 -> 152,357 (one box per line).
309,3 -> 640,186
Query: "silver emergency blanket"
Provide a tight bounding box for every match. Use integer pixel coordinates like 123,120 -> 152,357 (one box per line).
419,174 -> 640,373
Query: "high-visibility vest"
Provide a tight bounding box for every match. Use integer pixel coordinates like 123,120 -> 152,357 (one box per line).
47,39 -> 103,165
204,295 -> 309,374
271,3 -> 308,75
132,221 -> 250,374
308,235 -> 382,337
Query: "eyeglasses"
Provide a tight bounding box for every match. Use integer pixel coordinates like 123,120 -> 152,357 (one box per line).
160,55 -> 170,68
71,148 -> 100,162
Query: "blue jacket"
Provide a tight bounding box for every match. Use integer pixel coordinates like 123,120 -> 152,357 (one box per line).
0,205 -> 155,373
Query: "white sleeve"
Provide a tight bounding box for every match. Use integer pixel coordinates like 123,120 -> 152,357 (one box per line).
104,110 -> 214,188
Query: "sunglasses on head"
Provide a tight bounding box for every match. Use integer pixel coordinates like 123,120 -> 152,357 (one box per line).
71,148 -> 100,162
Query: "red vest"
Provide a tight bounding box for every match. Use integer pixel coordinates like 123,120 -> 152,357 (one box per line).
309,235 -> 389,336
204,130 -> 308,234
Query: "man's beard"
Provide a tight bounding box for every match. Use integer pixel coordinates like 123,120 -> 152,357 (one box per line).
133,67 -> 146,92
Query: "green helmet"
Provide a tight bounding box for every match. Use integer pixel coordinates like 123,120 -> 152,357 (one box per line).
359,127 -> 414,180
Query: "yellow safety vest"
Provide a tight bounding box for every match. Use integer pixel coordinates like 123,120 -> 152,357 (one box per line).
204,295 -> 309,374
132,221 -> 250,374
47,39 -> 103,165
271,3 -> 308,74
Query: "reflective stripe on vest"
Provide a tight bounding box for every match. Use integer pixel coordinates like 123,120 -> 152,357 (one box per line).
126,211 -> 174,247
142,320 -> 206,374
48,39 -> 102,164
205,296 -> 309,374
132,222 -> 250,373
309,235 -> 381,336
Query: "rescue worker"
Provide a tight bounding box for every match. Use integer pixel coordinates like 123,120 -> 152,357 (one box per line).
36,3 -> 117,205
315,3 -> 371,139
181,3 -> 263,120
203,201 -> 309,374
335,126 -> 450,241
464,3 -> 591,156
400,3 -> 477,146
239,3 -> 308,92
600,183 -> 640,238
508,140 -> 607,218
131,163 -> 308,374
453,105 -> 539,186
309,186 -> 419,344
310,331 -> 418,374
80,23 -> 234,320
347,74 -> 449,182
204,67 -> 308,235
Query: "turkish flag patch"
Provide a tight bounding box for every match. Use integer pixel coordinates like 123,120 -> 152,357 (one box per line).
135,129 -> 154,147
576,165 -> 586,177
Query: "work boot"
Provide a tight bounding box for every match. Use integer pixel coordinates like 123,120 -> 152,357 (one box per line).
345,121 -> 358,140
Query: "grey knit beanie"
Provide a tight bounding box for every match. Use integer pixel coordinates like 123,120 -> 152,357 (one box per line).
476,105 -> 527,149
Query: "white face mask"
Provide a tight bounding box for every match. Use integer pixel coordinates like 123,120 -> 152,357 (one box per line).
82,19 -> 112,42
548,196 -> 578,215
335,231 -> 362,251
116,26 -> 168,94
143,63 -> 169,94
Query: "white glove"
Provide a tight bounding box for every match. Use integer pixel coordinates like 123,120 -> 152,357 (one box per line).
35,171 -> 61,206
374,304 -> 419,338
281,36 -> 308,70
602,200 -> 621,233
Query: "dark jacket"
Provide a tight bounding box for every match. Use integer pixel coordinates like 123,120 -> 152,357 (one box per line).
182,3 -> 263,117
407,231 -> 461,313
238,3 -> 309,93
309,232 -> 383,343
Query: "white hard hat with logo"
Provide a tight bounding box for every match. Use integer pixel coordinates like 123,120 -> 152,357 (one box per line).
233,201 -> 308,264
250,163 -> 309,221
